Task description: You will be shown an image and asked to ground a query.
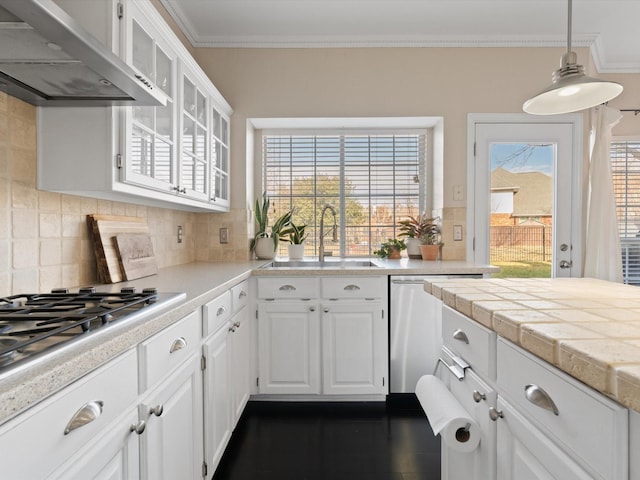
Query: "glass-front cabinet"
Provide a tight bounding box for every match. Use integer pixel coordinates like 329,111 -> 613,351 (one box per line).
124,11 -> 178,193
211,108 -> 230,209
37,0 -> 232,212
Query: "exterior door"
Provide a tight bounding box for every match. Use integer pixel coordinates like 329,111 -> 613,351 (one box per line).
469,114 -> 583,277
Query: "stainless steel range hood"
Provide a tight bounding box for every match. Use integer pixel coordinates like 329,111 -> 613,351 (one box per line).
0,0 -> 165,106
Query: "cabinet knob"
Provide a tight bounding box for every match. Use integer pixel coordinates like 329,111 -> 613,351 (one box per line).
64,400 -> 104,435
149,404 -> 164,417
309,306 -> 316,312
489,407 -> 504,421
130,420 -> 146,435
524,384 -> 559,416
169,337 -> 187,353
233,321 -> 241,329
228,325 -> 236,333
452,329 -> 470,344
472,390 -> 486,403
323,308 -> 329,313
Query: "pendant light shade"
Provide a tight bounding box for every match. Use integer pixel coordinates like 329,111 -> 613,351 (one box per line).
523,0 -> 622,115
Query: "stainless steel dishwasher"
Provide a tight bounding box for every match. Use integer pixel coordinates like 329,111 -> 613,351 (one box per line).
389,274 -> 482,393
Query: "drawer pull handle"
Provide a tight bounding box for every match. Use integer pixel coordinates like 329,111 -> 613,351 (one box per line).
489,407 -> 504,422
216,306 -> 226,316
64,400 -> 104,435
279,284 -> 296,291
239,290 -> 247,299
169,337 -> 187,353
309,306 -> 316,312
472,390 -> 486,403
130,420 -> 146,435
149,405 -> 164,417
452,329 -> 469,344
344,284 -> 361,291
434,356 -> 469,381
524,384 -> 559,416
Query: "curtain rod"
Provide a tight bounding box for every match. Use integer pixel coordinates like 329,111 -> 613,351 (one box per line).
620,109 -> 640,115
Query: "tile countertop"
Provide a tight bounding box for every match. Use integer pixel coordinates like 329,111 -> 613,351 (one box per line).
0,259 -> 495,425
424,277 -> 640,413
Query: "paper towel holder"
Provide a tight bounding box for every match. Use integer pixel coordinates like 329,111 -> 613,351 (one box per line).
434,355 -> 470,381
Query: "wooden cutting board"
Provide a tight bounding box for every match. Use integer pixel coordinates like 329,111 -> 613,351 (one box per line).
114,233 -> 158,281
87,214 -> 149,283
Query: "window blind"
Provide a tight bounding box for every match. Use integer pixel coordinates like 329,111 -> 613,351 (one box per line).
610,140 -> 640,285
263,133 -> 426,257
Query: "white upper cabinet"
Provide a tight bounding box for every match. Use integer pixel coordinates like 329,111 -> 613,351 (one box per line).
38,0 -> 232,212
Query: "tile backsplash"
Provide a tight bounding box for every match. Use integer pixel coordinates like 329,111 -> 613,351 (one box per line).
0,93 -> 249,296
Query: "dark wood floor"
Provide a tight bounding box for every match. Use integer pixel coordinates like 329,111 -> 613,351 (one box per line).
212,396 -> 441,480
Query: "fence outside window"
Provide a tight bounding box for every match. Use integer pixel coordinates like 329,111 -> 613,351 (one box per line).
490,225 -> 552,263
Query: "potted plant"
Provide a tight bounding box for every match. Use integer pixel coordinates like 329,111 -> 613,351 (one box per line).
373,238 -> 406,259
418,221 -> 443,261
250,192 -> 292,259
284,221 -> 307,260
398,214 -> 439,259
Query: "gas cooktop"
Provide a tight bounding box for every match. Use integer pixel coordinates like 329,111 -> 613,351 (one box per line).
0,287 -> 185,372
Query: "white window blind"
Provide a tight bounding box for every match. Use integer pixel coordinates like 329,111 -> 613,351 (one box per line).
610,140 -> 640,284
263,132 -> 426,257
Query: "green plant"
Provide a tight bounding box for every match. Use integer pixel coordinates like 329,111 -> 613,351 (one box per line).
398,214 -> 439,239
283,221 -> 307,245
373,238 -> 406,258
419,224 -> 443,246
250,192 -> 293,252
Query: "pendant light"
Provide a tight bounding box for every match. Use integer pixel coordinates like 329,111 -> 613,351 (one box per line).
522,0 -> 622,115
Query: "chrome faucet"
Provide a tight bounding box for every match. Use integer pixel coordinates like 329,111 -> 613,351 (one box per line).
319,204 -> 337,262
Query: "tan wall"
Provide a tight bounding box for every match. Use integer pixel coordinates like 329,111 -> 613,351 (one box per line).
192,46 -> 640,259
0,92 -> 248,297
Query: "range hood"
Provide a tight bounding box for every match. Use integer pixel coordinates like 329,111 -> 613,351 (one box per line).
0,0 -> 165,106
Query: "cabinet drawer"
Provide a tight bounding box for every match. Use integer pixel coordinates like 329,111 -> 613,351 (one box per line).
203,290 -> 232,337
231,280 -> 249,314
497,339 -> 628,480
321,276 -> 385,299
257,277 -> 318,299
442,305 -> 496,380
139,309 -> 201,391
0,349 -> 138,480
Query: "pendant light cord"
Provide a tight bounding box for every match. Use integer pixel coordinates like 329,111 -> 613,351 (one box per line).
566,0 -> 572,54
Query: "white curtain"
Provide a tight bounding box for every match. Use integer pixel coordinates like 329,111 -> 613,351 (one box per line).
584,105 -> 623,282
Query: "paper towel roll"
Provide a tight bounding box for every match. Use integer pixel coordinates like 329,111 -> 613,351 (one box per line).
415,374 -> 480,453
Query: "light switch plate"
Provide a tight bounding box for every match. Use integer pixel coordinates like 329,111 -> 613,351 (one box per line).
220,227 -> 229,244
453,185 -> 464,201
453,225 -> 463,241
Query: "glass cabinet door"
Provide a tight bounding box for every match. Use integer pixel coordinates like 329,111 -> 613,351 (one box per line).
179,74 -> 208,201
125,11 -> 177,192
211,108 -> 230,208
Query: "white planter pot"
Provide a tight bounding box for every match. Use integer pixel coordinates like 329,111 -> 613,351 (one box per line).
406,238 -> 422,259
254,237 -> 277,259
287,243 -> 305,260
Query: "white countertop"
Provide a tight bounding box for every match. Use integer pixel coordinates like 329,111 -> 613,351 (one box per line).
425,277 -> 640,413
0,259 -> 494,424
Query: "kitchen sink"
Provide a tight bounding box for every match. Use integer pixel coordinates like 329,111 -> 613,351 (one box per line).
261,259 -> 380,269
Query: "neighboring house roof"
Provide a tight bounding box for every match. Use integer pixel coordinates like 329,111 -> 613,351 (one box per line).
491,167 -> 552,217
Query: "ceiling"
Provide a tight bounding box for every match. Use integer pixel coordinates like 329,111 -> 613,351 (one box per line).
158,0 -> 640,73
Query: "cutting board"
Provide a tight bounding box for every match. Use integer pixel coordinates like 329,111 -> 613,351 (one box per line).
114,233 -> 158,280
87,214 -> 150,283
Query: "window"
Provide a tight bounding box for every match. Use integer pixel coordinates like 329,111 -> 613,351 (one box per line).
262,132 -> 426,257
610,140 -> 640,284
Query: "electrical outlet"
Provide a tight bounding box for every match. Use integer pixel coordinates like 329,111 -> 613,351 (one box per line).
177,225 -> 183,243
453,225 -> 463,241
220,227 -> 229,244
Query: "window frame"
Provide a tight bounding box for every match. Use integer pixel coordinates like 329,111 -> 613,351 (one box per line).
261,128 -> 429,257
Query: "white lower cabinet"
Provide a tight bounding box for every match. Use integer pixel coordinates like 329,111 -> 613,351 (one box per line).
496,396 -> 593,480
203,325 -> 232,474
256,275 -> 388,397
0,349 -> 139,480
229,302 -> 251,425
50,409 -> 140,480
139,352 -> 204,480
258,301 -> 321,394
321,302 -> 386,395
